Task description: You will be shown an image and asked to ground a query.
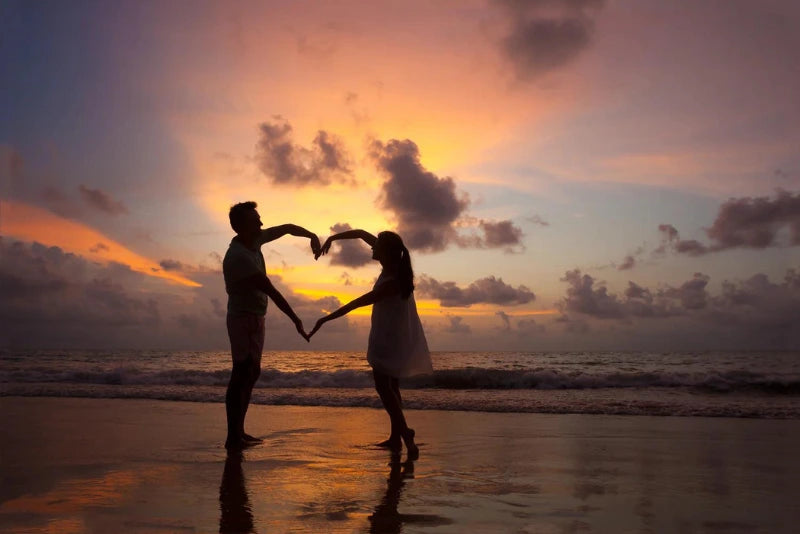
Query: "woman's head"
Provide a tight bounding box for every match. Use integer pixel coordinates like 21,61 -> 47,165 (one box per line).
374,231 -> 414,299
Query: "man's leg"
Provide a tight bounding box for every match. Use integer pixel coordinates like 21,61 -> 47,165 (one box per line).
225,361 -> 249,449
240,357 -> 261,441
240,315 -> 265,441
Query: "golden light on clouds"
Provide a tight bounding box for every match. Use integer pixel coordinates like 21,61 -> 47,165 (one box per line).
1,200 -> 201,288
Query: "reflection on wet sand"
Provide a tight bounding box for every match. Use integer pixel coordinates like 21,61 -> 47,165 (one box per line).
219,451 -> 255,534
369,456 -> 452,534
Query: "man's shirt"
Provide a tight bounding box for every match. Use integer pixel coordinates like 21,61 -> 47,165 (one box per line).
223,238 -> 268,316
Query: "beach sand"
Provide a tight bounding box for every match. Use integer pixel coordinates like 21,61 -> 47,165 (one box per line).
1,397 -> 798,533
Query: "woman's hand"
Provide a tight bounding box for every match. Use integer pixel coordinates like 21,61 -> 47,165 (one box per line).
309,317 -> 327,338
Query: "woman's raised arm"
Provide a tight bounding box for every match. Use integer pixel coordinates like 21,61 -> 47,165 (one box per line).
317,229 -> 377,258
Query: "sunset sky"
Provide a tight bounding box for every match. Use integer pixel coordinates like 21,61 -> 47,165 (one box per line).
2,0 -> 799,350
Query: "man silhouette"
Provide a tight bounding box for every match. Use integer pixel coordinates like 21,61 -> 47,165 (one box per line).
222,201 -> 319,449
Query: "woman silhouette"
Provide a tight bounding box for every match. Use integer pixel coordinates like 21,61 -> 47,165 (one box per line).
311,230 -> 432,457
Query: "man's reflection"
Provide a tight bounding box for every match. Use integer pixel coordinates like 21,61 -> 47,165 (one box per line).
219,451 -> 255,534
368,457 -> 415,534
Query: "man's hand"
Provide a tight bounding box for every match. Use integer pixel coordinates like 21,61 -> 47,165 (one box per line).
294,318 -> 310,342
310,234 -> 321,259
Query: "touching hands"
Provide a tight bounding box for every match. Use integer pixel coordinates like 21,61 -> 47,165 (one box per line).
315,237 -> 333,260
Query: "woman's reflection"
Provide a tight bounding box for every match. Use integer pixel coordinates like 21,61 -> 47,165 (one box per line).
219,451 -> 255,534
368,458 -> 415,534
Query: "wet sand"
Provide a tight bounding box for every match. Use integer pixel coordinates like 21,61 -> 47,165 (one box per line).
1,397 -> 799,533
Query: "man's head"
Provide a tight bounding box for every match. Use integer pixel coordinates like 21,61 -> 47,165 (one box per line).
229,201 -> 262,238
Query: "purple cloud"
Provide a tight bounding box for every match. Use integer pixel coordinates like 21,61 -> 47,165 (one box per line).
256,116 -> 352,186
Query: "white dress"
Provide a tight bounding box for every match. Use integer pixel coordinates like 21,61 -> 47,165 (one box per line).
367,271 -> 433,378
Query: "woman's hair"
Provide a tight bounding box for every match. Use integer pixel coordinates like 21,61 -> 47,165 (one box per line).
377,231 -> 414,299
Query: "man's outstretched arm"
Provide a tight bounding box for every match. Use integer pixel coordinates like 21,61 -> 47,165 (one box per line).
259,224 -> 320,255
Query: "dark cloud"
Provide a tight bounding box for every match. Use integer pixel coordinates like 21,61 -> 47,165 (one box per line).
78,184 -> 128,215
559,269 -> 626,319
89,242 -> 109,253
417,274 -> 535,307
479,219 -> 525,251
659,273 -> 709,310
617,255 -> 636,271
657,190 -> 800,257
559,269 -> 711,319
326,223 -> 373,268
497,0 -> 605,80
371,139 -> 469,252
256,116 -> 352,186
517,317 -> 545,334
159,259 -> 186,272
526,214 -> 549,226
371,138 -> 520,253
496,310 -> 511,330
706,189 -> 800,249
444,315 -> 471,334
0,238 -> 338,349
655,223 -> 709,257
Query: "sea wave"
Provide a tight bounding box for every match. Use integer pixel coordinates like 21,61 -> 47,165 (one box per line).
3,366 -> 799,394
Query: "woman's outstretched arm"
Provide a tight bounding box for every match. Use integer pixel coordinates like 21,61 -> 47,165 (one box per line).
308,279 -> 399,337
316,229 -> 377,259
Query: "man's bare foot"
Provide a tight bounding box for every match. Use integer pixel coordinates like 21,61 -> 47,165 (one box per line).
242,433 -> 264,443
376,436 -> 401,451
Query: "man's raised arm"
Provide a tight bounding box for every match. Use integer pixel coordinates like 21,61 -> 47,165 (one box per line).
259,224 -> 320,255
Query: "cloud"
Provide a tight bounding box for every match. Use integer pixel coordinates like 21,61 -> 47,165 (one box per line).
706,189 -> 800,249
326,223 -> 373,268
497,0 -> 605,80
255,116 -> 352,186
371,139 -> 470,252
517,317 -> 545,335
479,219 -> 525,251
657,190 -> 800,257
526,214 -> 549,227
417,274 -> 535,307
496,310 -> 511,330
444,315 -> 471,334
159,259 -> 186,272
559,269 -> 711,319
371,138 -> 522,253
78,184 -> 128,215
0,237 -> 342,349
559,269 -> 626,319
617,255 -> 636,271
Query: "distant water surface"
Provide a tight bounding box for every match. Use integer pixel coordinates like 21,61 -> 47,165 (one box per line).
2,350 -> 799,418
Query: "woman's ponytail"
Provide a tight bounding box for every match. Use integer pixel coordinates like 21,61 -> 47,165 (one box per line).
399,245 -> 414,299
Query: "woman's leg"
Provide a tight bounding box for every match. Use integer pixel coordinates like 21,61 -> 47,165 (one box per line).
373,370 -> 406,447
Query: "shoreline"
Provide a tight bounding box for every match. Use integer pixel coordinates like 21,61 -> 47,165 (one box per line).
3,385 -> 799,419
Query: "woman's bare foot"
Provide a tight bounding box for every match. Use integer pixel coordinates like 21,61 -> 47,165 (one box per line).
242,432 -> 264,443
402,428 -> 418,460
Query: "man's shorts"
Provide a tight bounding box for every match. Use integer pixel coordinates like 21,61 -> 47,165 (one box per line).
226,314 -> 265,365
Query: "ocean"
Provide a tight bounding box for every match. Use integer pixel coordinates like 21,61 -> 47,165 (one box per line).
1,350 -> 799,418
